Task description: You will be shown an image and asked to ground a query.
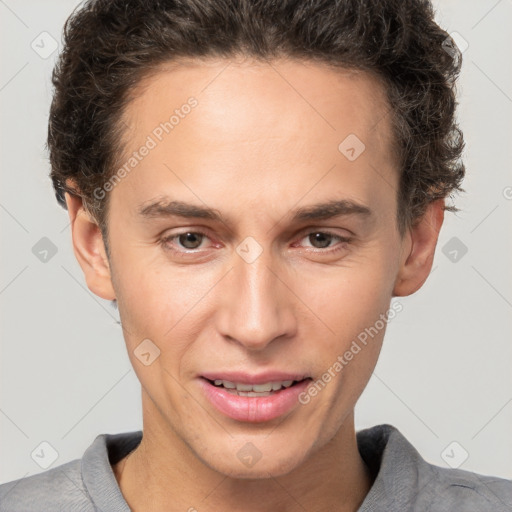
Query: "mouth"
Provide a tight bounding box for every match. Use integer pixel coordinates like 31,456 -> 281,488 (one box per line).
199,375 -> 313,423
204,378 -> 306,396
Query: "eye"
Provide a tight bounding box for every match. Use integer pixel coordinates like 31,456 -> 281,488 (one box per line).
160,231 -> 211,252
303,232 -> 336,249
297,230 -> 352,251
159,229 -> 352,257
176,232 -> 206,249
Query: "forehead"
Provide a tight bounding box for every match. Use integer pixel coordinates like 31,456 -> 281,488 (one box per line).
124,57 -> 393,148
112,57 -> 398,223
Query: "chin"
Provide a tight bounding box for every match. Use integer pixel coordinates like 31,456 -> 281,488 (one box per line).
200,443 -> 309,479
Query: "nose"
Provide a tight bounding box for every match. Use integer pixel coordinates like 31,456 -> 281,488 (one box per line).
216,248 -> 297,351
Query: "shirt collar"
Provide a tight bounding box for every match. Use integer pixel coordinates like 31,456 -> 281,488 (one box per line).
81,424 -> 430,511
82,430 -> 142,512
356,423 -> 435,510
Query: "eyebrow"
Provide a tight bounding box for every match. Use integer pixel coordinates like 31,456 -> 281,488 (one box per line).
137,197 -> 373,224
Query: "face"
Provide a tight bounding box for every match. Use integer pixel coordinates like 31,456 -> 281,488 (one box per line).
69,57 -> 440,478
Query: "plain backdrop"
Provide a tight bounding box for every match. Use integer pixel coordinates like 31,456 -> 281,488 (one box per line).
1,0 -> 511,484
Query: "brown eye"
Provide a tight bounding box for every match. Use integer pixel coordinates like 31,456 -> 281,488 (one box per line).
307,232 -> 334,249
295,230 -> 352,255
159,229 -> 214,257
177,232 -> 204,249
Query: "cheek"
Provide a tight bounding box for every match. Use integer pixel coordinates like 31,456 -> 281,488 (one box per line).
289,247 -> 396,396
295,256 -> 395,337
111,249 -> 220,352
112,257 -> 213,403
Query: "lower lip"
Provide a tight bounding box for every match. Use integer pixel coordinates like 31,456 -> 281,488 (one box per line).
199,378 -> 311,423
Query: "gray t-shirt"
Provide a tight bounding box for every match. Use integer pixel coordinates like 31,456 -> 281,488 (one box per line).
1,424 -> 511,511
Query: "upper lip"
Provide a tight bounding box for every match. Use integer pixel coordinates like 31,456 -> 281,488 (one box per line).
201,371 -> 311,385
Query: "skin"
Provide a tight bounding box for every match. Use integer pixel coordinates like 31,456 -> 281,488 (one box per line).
64,57 -> 444,512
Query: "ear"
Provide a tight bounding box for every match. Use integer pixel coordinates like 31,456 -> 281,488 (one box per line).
393,199 -> 445,297
64,188 -> 116,301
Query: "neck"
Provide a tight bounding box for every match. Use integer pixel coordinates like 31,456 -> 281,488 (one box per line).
114,401 -> 373,512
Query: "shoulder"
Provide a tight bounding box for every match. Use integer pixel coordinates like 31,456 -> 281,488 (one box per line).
357,424 -> 512,511
0,459 -> 94,512
0,430 -> 140,512
421,463 -> 512,511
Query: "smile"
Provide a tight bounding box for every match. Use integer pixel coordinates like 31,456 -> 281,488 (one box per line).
209,379 -> 298,396
199,376 -> 313,422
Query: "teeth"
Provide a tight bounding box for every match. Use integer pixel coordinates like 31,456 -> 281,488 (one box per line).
252,383 -> 272,392
236,383 -> 253,391
214,379 -> 236,388
211,379 -> 298,393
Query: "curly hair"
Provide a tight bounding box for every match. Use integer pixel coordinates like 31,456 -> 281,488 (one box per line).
48,0 -> 465,252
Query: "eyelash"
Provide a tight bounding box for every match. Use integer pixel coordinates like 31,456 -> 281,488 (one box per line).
159,229 -> 352,257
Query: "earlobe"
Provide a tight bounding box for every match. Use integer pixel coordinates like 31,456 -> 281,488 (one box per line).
392,199 -> 445,297
64,190 -> 116,301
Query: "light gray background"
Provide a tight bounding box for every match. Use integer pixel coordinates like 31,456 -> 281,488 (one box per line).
1,0 -> 511,484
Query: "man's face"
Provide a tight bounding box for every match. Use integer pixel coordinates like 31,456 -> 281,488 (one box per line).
105,58 -> 406,476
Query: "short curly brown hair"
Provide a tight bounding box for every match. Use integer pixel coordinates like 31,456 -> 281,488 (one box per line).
48,0 -> 465,253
